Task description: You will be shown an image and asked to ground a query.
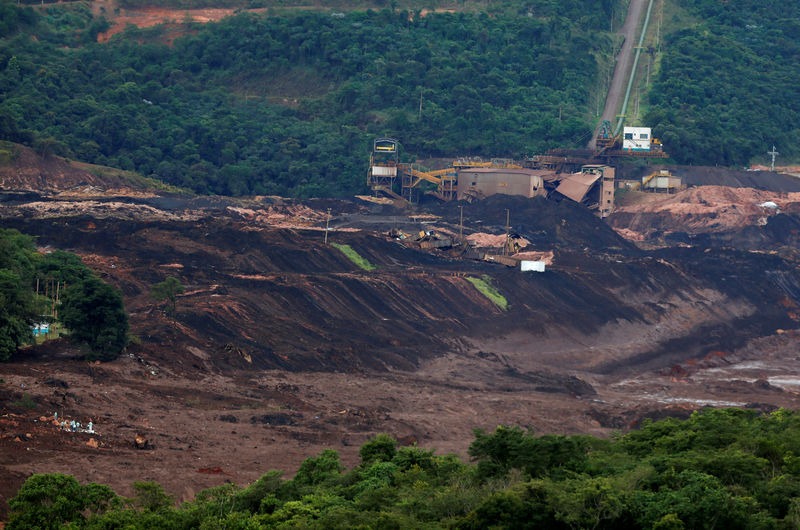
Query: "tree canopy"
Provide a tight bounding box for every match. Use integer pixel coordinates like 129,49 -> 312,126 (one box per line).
10,408 -> 800,528
149,276 -> 184,316
0,228 -> 128,362
645,0 -> 800,166
60,276 -> 129,361
0,0 -> 621,197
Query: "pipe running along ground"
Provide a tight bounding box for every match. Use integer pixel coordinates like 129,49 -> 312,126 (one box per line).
614,0 -> 656,137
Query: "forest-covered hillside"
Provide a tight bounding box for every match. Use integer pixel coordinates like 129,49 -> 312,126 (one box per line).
9,409 -> 800,528
646,0 -> 800,167
4,0 -> 794,196
0,0 -> 619,197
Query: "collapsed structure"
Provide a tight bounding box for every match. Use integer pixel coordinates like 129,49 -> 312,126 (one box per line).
367,138 -> 624,217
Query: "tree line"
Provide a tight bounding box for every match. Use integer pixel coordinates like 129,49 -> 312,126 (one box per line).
0,0 -> 619,197
8,408 -> 800,528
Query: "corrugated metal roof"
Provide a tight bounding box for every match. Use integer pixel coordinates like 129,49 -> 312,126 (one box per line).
555,172 -> 602,203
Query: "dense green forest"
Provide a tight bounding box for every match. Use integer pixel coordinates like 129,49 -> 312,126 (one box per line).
0,228 -> 128,361
646,0 -> 800,167
0,0 -> 619,197
9,408 -> 800,528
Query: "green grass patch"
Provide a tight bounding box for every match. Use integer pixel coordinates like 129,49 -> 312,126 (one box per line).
330,242 -> 377,271
10,393 -> 38,410
466,275 -> 508,311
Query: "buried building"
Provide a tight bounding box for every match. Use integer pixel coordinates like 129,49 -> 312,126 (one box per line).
457,168 -> 551,201
553,165 -> 616,218
457,165 -> 616,218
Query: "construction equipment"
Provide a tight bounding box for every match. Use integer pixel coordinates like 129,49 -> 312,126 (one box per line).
367,138 -> 402,200
634,169 -> 681,192
596,120 -> 616,152
593,123 -> 666,156
400,165 -> 458,202
534,123 -> 667,173
368,141 -> 525,202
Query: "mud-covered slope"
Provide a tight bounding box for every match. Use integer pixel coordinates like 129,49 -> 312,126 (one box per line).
0,144 -> 124,191
439,194 -> 639,252
615,163 -> 800,192
4,190 -> 800,518
4,194 -> 799,378
610,185 -> 800,256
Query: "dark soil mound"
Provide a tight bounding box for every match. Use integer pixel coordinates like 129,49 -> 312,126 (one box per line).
434,195 -> 638,253
616,163 -> 800,192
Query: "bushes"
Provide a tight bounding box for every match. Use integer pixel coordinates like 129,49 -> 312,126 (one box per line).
7,474 -> 116,530
60,276 -> 128,361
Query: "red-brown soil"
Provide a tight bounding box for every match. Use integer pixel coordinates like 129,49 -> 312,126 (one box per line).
0,145 -> 123,192
94,0 -> 250,43
3,155 -> 800,519
611,186 -> 800,239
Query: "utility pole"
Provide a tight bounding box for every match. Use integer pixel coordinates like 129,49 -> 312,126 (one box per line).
504,209 -> 510,256
768,145 -> 779,172
458,205 -> 464,244
657,0 -> 663,53
324,208 -> 331,244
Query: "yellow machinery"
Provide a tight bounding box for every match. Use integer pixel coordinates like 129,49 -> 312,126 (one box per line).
632,169 -> 680,192
366,139 -> 520,203
400,166 -> 458,202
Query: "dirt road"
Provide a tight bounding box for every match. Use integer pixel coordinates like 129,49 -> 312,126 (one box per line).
588,0 -> 646,149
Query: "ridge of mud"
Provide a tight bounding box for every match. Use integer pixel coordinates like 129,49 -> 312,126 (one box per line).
4,194 -> 798,377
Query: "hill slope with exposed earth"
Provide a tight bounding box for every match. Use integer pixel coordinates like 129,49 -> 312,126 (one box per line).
2,149 -> 800,518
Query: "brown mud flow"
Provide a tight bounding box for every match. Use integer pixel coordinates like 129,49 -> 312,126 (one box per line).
3,166 -> 800,518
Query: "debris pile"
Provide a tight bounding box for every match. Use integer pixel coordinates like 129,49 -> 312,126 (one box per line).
611,186 -> 800,239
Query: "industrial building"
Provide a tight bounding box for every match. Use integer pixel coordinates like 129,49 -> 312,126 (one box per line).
366,133 -> 665,216
622,126 -> 653,151
457,168 -> 550,201
618,170 -> 683,194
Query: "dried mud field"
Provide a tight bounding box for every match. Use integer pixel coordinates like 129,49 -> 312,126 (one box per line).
4,328 -> 800,517
3,161 -> 800,517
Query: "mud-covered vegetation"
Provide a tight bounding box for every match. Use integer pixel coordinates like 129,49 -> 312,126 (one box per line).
0,228 -> 128,361
9,409 -> 800,528
0,0 -> 620,197
646,0 -> 800,166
